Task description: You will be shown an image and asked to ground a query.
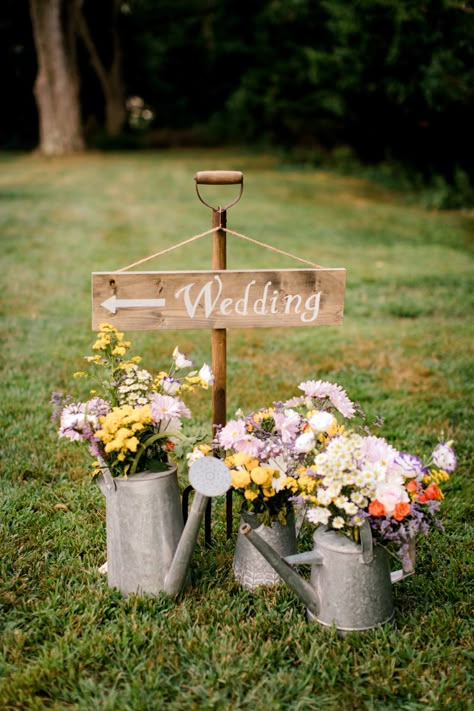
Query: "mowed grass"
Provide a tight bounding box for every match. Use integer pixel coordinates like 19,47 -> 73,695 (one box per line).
0,149 -> 473,710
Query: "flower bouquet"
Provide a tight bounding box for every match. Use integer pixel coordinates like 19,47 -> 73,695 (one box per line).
199,378 -> 359,589
211,378 -> 358,527
52,323 -> 214,479
52,323 -> 215,597
292,432 -> 457,571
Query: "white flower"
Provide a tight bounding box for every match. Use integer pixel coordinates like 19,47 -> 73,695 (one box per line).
332,516 -> 345,529
268,455 -> 289,492
294,431 -> 316,454
325,483 -> 342,498
432,442 -> 457,473
172,347 -> 193,369
307,507 -> 331,525
308,410 -> 336,433
186,448 -> 205,465
198,363 -> 214,387
161,377 -> 180,395
316,487 -> 333,506
351,492 -> 367,506
342,501 -> 358,516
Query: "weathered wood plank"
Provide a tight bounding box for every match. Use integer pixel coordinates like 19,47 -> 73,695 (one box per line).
92,269 -> 346,331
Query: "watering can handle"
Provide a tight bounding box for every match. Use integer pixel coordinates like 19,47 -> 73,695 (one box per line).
360,521 -> 374,564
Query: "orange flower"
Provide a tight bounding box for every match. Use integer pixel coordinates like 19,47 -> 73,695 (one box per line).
393,502 -> 410,521
424,483 -> 443,500
369,500 -> 385,517
406,480 -> 417,493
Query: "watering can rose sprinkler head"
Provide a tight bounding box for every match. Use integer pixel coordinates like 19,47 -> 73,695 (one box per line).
162,456 -> 232,598
188,455 -> 232,498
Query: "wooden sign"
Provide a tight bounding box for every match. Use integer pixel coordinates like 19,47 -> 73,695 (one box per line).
92,269 -> 345,331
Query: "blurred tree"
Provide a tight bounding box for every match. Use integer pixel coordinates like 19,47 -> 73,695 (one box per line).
28,0 -> 127,154
3,0 -> 472,189
77,0 -> 126,137
29,0 -> 84,154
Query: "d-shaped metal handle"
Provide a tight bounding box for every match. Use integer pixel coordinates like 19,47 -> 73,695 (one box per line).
194,170 -> 244,211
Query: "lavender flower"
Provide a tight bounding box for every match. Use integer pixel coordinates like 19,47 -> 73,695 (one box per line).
432,442 -> 457,473
394,452 -> 426,479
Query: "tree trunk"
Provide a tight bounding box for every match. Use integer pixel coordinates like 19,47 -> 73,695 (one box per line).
77,0 -> 126,137
30,0 -> 85,155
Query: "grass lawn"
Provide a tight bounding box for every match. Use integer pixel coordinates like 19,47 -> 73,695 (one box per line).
0,149 -> 473,710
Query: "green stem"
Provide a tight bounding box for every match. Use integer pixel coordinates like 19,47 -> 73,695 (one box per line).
129,430 -> 185,476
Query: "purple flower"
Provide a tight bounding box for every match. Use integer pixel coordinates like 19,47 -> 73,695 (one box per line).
87,397 -> 110,418
432,442 -> 457,473
59,403 -> 98,441
394,452 -> 425,479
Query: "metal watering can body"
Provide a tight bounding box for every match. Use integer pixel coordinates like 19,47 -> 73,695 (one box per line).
241,520 -> 412,633
98,457 -> 231,598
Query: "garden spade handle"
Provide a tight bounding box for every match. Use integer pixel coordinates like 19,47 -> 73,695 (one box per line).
193,169 -> 244,539
194,171 -> 244,211
195,170 -> 243,184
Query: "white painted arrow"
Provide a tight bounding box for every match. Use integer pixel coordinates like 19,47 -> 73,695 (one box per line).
101,295 -> 166,314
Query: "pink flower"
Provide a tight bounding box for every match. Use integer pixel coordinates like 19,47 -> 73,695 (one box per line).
374,482 -> 409,517
149,393 -> 191,423
217,419 -> 263,457
273,409 -> 301,443
298,380 -> 356,418
360,436 -> 398,469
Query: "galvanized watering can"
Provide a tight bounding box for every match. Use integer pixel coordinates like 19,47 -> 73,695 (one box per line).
97,457 -> 231,598
241,519 -> 413,633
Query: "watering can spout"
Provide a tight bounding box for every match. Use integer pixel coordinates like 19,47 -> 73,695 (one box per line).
164,456 -> 232,598
240,523 -> 321,617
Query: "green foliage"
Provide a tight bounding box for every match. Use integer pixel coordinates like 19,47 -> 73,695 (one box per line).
3,0 -> 474,199
0,150 -> 472,708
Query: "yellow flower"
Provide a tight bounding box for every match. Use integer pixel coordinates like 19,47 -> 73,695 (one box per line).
197,444 -> 212,455
250,466 -> 273,486
427,469 -> 450,484
125,436 -> 140,452
231,468 -> 252,488
233,452 -> 258,469
244,489 -> 258,501
112,346 -> 127,356
73,371 -> 87,378
85,355 -> 102,364
262,487 -> 276,498
281,476 -> 299,493
298,474 -> 318,493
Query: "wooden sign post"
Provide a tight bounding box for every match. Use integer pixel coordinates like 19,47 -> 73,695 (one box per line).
91,171 -> 346,538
